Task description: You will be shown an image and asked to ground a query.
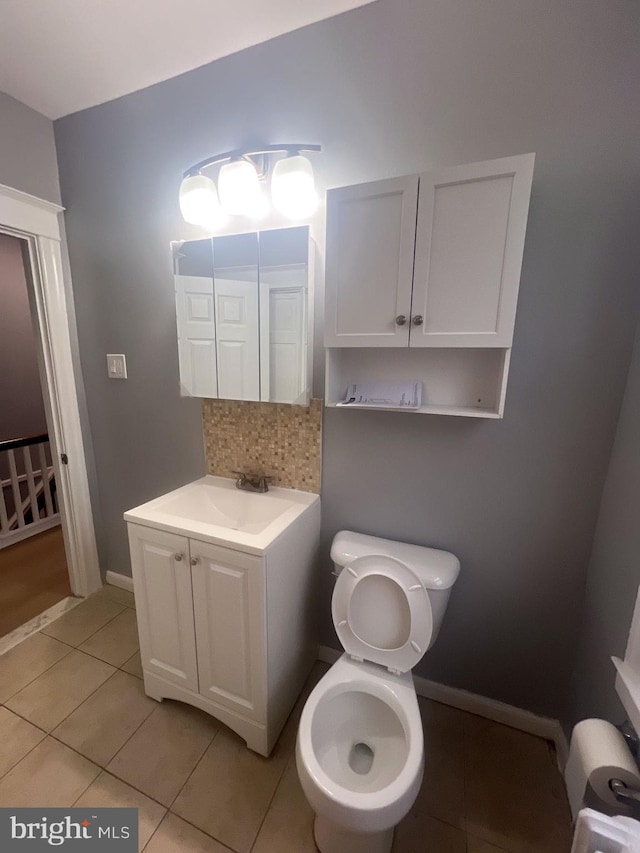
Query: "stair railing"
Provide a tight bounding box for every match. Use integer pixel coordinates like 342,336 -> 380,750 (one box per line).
0,433 -> 60,548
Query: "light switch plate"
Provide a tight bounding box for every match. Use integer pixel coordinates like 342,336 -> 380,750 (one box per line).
106,353 -> 127,379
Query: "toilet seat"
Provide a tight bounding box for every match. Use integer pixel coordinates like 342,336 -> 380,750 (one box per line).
332,554 -> 432,674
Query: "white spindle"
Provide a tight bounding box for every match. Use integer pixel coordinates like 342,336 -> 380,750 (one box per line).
39,443 -> 54,518
7,449 -> 25,528
23,446 -> 40,523
0,477 -> 9,534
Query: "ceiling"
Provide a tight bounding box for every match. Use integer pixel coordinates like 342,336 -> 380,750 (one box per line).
0,0 -> 376,120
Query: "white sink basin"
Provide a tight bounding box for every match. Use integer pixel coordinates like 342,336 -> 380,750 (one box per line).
124,475 -> 319,554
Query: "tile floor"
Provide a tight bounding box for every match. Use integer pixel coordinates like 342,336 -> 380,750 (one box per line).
0,586 -> 573,852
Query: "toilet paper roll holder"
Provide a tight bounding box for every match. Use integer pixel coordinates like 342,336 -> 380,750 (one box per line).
610,778 -> 640,808
610,722 -> 640,811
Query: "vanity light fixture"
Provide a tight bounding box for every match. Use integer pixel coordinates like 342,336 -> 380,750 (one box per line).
178,174 -> 227,229
179,144 -> 321,227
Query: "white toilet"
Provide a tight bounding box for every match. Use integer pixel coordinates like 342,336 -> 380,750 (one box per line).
296,530 -> 460,853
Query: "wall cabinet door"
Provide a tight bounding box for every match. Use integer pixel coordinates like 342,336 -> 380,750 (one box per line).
128,525 -> 198,692
324,175 -> 418,347
325,154 -> 534,350
190,541 -> 265,721
411,154 -> 534,347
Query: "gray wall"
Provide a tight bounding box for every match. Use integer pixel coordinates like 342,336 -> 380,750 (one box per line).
569,325 -> 640,725
0,234 -> 47,441
54,0 -> 640,720
0,91 -> 61,203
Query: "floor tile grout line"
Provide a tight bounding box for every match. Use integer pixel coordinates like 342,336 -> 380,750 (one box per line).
82,762 -> 171,811
13,659 -> 119,737
247,750 -> 296,853
100,588 -> 136,610
3,645 -> 143,737
68,759 -> 104,809
0,593 -> 127,709
0,720 -> 48,783
165,725 -> 221,812
100,699 -> 222,812
49,682 -> 161,772
155,809 -> 237,853
41,599 -> 129,649
68,642 -> 140,670
0,642 -> 75,705
73,605 -> 132,651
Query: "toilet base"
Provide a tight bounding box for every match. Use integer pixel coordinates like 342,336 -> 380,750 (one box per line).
313,814 -> 394,853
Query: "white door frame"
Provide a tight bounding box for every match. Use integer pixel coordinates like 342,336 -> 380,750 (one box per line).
0,182 -> 101,597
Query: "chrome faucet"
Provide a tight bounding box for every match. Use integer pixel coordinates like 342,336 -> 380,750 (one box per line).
232,470 -> 274,493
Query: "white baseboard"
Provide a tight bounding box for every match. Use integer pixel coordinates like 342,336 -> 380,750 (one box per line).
105,571 -> 134,593
317,644 -> 568,767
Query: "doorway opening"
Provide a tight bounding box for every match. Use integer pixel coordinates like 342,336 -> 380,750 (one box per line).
0,183 -> 101,646
0,231 -> 72,637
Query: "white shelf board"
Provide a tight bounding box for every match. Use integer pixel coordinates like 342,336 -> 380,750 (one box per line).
325,401 -> 502,418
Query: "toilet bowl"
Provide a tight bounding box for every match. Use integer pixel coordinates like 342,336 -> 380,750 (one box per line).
296,531 -> 460,853
296,655 -> 424,852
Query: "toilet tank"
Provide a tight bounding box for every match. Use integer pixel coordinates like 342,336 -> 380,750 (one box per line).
331,530 -> 460,649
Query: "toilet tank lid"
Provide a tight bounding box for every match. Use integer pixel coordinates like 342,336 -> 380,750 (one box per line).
331,530 -> 460,591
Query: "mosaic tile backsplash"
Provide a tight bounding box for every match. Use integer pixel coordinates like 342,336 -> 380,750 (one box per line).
202,398 -> 322,493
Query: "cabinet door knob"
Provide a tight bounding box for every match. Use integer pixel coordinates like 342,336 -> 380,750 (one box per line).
174,553 -> 184,562
412,315 -> 424,326
190,557 -> 200,566
395,315 -> 407,326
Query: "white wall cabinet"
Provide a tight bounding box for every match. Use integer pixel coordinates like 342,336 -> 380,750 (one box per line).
324,154 -> 535,418
127,498 -> 320,756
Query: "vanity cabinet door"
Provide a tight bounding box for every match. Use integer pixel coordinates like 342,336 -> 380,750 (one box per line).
325,176 -> 418,347
127,525 -> 198,692
191,542 -> 266,721
411,154 -> 535,348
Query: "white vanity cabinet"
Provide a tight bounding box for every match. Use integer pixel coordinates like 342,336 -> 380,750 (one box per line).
324,153 -> 535,417
125,476 -> 320,757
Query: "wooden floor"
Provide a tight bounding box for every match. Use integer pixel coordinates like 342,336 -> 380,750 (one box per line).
0,527 -> 71,637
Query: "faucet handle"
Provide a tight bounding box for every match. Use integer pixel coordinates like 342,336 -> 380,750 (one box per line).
256,474 -> 274,492
231,469 -> 248,485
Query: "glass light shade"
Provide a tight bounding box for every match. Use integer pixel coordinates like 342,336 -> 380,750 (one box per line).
179,174 -> 225,229
218,159 -> 261,216
271,154 -> 318,219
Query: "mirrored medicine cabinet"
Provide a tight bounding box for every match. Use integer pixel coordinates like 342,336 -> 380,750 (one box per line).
173,225 -> 312,405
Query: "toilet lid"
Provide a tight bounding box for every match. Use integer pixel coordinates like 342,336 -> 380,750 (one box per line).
332,554 -> 432,673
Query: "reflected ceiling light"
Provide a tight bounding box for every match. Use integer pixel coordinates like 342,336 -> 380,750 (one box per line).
271,154 -> 318,219
178,173 -> 226,229
180,144 -> 321,229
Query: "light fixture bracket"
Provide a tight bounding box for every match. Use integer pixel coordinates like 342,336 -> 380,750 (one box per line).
184,144 -> 321,179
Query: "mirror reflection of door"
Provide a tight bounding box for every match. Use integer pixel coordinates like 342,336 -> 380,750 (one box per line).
174,238 -> 217,398
173,226 -> 310,404
259,227 -> 308,405
213,233 -> 260,402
